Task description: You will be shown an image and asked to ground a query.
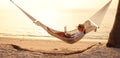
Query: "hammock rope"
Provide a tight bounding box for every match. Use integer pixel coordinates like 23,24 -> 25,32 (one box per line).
10,0 -> 112,44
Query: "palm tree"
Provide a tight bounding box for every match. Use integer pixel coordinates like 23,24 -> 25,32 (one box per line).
107,0 -> 120,48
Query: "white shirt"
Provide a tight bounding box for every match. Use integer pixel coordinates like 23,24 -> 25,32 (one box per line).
72,32 -> 84,38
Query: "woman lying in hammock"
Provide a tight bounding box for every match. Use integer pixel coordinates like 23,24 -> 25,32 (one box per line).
65,24 -> 85,38
54,24 -> 86,43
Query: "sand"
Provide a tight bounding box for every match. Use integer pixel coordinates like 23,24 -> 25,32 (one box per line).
0,37 -> 120,58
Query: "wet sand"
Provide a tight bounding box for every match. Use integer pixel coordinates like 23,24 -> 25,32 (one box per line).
0,37 -> 106,52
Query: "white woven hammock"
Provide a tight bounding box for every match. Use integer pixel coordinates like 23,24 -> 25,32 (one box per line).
10,0 -> 112,44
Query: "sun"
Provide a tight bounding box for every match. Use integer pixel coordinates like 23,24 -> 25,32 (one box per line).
35,8 -> 60,27
40,9 -> 58,19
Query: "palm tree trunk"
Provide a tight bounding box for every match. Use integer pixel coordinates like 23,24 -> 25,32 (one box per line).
107,0 -> 120,48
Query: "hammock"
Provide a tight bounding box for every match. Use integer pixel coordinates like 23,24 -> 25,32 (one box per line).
10,0 -> 112,44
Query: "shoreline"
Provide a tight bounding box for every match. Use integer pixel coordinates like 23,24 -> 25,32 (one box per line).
0,36 -> 108,41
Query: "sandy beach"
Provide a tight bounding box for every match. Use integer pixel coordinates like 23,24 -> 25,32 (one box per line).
0,37 -> 106,52
1,37 -> 119,58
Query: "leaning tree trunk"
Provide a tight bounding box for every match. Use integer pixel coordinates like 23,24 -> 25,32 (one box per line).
107,0 -> 120,48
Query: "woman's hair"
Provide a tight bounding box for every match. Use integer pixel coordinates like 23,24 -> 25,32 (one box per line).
78,24 -> 84,28
78,24 -> 86,34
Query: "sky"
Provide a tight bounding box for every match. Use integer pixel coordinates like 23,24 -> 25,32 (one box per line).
0,0 -> 118,24
0,0 -> 118,9
0,0 -> 119,36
